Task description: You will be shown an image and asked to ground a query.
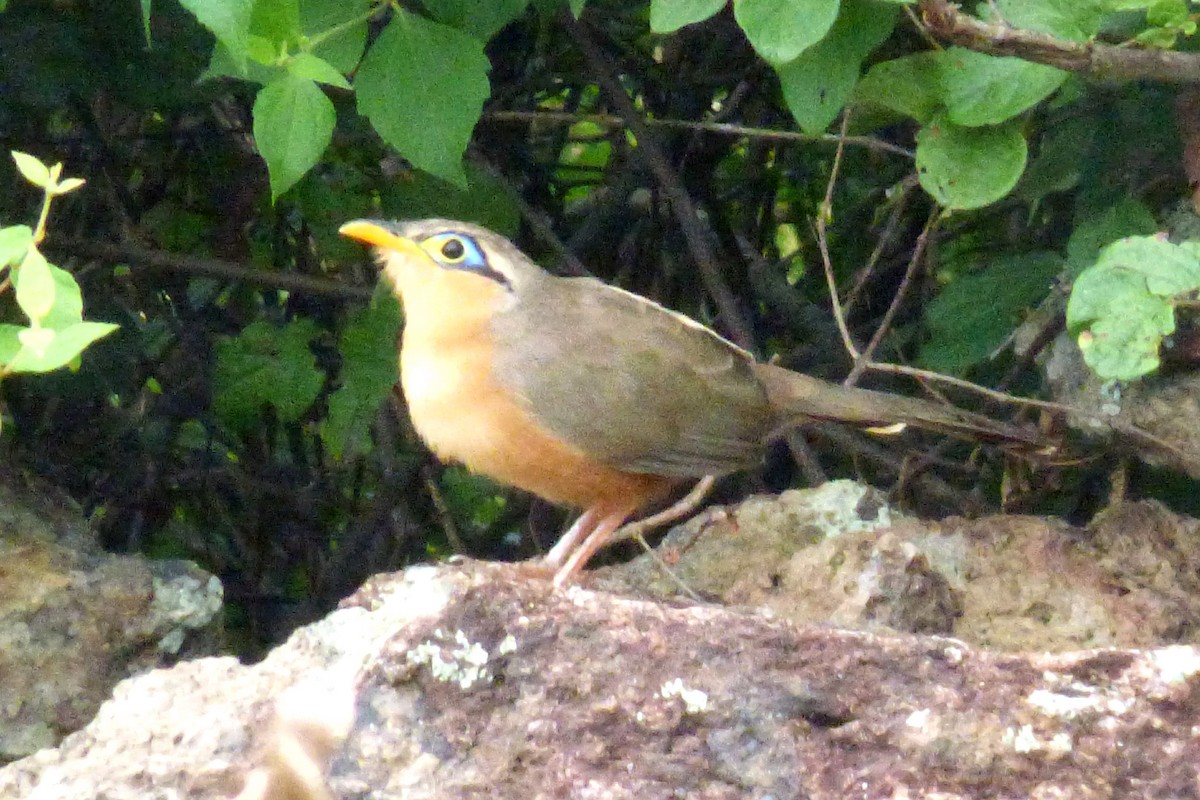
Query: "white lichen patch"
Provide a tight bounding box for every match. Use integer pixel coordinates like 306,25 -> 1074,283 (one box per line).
497,634 -> 518,655
1047,732 -> 1073,754
1004,724 -> 1073,755
799,480 -> 893,537
407,629 -> 499,689
905,709 -> 932,729
1029,672 -> 1134,720
660,678 -> 709,714
1027,688 -> 1107,719
1150,645 -> 1200,685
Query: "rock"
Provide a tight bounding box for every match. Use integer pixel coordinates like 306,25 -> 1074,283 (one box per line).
600,481 -> 1200,652
0,468 -> 223,762
1026,317 -> 1200,478
2,562 -> 1200,799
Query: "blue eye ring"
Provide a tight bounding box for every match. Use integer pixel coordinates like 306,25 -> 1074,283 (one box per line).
420,233 -> 475,265
418,231 -> 512,288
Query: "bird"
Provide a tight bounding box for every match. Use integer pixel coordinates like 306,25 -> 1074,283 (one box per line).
339,218 -> 1038,586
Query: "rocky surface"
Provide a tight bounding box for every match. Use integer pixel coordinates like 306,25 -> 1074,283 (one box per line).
6,480 -> 1200,798
2,558 -> 1199,799
0,468 -> 223,762
601,481 -> 1200,651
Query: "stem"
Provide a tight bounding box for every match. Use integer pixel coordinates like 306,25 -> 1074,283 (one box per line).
304,6 -> 383,52
31,187 -> 54,245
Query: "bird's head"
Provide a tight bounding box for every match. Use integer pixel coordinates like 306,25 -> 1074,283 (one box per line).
338,219 -> 545,313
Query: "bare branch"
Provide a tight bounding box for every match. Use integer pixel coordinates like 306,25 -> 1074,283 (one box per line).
918,0 -> 1200,84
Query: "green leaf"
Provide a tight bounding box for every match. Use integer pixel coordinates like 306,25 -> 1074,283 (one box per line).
854,51 -> 943,123
253,74 -> 336,200
1135,25 -> 1181,48
12,151 -> 51,188
286,52 -> 350,88
247,34 -> 280,65
321,286 -> 402,460
301,0 -> 369,73
423,0 -> 531,39
780,52 -> 858,135
179,0 -> 254,70
17,327 -> 55,359
650,0 -> 728,32
251,0 -> 301,46
915,115 -> 1027,210
15,247 -> 55,323
214,319 -> 324,431
200,40 -> 283,83
0,226 -> 33,268
0,325 -> 22,365
52,177 -> 86,196
918,251 -> 1062,374
778,0 -> 896,134
993,0 -> 1102,40
4,254 -> 113,372
1067,236 -> 1200,380
42,262 -> 87,330
570,0 -> 587,17
856,46 -> 1065,129
354,10 -> 490,185
733,0 -> 840,64
1147,0 -> 1189,27
940,48 -> 1067,127
7,322 -> 118,374
1071,273 -> 1172,380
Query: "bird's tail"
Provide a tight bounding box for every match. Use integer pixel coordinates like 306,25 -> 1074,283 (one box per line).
753,363 -> 1041,447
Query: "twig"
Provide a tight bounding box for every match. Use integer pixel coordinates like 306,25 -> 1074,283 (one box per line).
784,429 -> 828,486
563,13 -> 757,353
468,155 -> 592,277
619,476 -> 716,602
484,110 -> 915,158
813,423 -> 979,513
422,466 -> 467,556
846,206 -> 941,385
917,0 -> 1200,84
844,175 -> 920,314
815,111 -> 860,361
612,475 -> 717,548
48,238 -> 373,300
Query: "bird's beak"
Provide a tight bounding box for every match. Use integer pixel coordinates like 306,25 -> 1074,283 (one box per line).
338,220 -> 428,262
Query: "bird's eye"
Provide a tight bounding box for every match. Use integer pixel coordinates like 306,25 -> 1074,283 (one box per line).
440,237 -> 466,261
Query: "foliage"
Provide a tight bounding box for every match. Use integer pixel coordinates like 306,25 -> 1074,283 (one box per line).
3,0 -> 1200,649
1068,237 -> 1200,381
0,153 -> 117,381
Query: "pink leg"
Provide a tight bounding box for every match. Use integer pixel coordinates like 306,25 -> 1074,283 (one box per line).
544,507 -> 600,568
552,508 -> 631,587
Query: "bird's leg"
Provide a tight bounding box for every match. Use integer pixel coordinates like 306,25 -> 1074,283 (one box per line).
543,506 -> 601,568
548,478 -> 714,586
606,476 -> 715,549
552,507 -> 633,588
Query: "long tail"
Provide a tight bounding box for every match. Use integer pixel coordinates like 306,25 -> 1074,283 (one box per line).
753,363 -> 1041,447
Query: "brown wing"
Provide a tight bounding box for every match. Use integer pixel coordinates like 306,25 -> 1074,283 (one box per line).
489,275 -> 774,478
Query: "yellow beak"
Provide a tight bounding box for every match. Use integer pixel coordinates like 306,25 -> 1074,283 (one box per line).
338,220 -> 428,262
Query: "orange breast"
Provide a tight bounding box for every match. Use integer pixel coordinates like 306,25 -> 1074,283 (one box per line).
394,268 -> 674,514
